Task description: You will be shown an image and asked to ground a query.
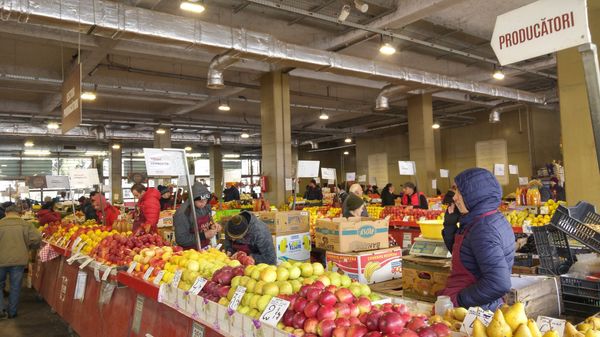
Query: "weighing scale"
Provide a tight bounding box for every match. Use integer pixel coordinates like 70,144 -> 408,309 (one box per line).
409,237 -> 452,258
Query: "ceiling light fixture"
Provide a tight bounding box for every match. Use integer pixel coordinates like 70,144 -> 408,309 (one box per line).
112,144 -> 121,150
223,154 -> 240,159
24,150 -> 51,156
81,91 -> 97,101
344,136 -> 352,143
180,1 -> 205,13
492,67 -> 505,80
338,4 -> 351,21
155,127 -> 167,135
354,0 -> 368,13
240,132 -> 250,139
24,140 -> 34,147
379,42 -> 396,55
489,109 -> 501,123
319,111 -> 329,120
432,121 -> 441,129
85,151 -> 107,156
218,99 -> 231,111
47,121 -> 59,130
184,146 -> 192,151
344,151 -> 349,155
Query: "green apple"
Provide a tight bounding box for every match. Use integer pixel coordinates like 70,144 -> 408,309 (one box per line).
262,282 -> 280,296
255,263 -> 269,271
290,279 -> 302,293
254,280 -> 266,295
251,268 -> 262,280
349,284 -> 362,298
240,276 -> 251,287
280,261 -> 293,269
238,306 -> 250,314
250,294 -> 261,309
231,276 -> 242,289
359,284 -> 371,296
278,281 -> 293,295
257,294 -> 272,312
260,269 -> 277,283
369,293 -> 381,302
249,309 -> 259,317
227,287 -> 237,300
340,274 -> 352,288
276,267 -> 290,281
244,265 -> 255,277
288,266 -> 302,280
312,262 -> 325,276
242,293 -> 252,307
329,272 -> 341,287
300,262 -> 313,277
246,278 -> 257,293
316,275 -> 331,287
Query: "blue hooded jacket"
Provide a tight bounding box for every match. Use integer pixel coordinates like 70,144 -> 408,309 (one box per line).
442,168 -> 515,310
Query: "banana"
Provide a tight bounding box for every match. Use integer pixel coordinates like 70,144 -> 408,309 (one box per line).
364,262 -> 381,282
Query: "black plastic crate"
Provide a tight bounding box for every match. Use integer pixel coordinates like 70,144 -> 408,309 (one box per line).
551,202 -> 600,253
532,225 -> 576,275
513,253 -> 535,267
563,294 -> 600,317
561,276 -> 600,317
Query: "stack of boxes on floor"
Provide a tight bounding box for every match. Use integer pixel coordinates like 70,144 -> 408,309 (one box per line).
256,211 -> 312,265
314,216 -> 402,285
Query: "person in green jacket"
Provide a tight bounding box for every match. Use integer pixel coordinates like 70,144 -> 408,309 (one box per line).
0,205 -> 41,319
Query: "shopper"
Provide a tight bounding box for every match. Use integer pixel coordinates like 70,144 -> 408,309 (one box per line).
303,179 -> 323,201
174,183 -> 221,250
342,184 -> 369,217
372,185 -> 380,196
92,194 -> 120,228
82,191 -> 99,221
37,201 -> 62,226
550,177 -> 566,201
345,194 -> 366,218
223,183 -> 241,202
223,211 -> 276,265
0,205 -> 41,319
401,182 -> 429,209
440,168 -> 514,310
381,183 -> 400,206
130,183 -> 161,234
158,185 -> 174,211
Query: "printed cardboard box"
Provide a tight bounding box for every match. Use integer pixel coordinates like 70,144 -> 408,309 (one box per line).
257,211 -> 310,235
326,247 -> 402,284
272,232 -> 311,265
402,255 -> 451,303
315,217 -> 389,253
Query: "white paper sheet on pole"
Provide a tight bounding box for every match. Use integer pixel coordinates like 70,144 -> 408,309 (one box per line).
346,172 -> 356,181
358,175 -> 366,183
46,176 -> 70,189
440,169 -> 449,178
369,176 -> 377,185
69,169 -> 100,189
519,177 -> 529,186
327,179 -> 334,185
314,177 -> 320,184
285,178 -> 293,191
194,159 -> 210,176
494,163 -> 505,176
143,148 -> 187,177
17,185 -> 29,194
297,160 -> 320,178
432,179 -> 437,189
321,168 -> 337,180
509,164 -> 519,175
224,169 -> 242,183
398,161 -> 416,176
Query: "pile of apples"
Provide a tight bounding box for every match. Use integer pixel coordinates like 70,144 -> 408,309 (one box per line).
380,207 -> 443,222
70,227 -> 122,255
200,265 -> 245,302
91,233 -> 169,266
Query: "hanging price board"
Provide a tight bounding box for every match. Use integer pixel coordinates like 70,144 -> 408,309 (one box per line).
102,267 -> 112,281
171,270 -> 183,288
143,267 -> 154,281
93,265 -> 101,282
259,297 -> 291,327
153,270 -> 165,285
228,286 -> 246,311
189,277 -> 208,296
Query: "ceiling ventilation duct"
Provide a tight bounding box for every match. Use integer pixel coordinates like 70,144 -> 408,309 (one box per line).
207,51 -> 241,89
488,102 -> 524,124
489,109 -> 501,123
375,85 -> 411,111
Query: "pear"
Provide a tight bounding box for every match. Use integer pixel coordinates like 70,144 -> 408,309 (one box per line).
586,330 -> 600,337
528,319 -> 543,337
586,317 -> 600,330
515,323 -> 533,337
566,322 -> 585,337
473,318 -> 488,337
487,309 -> 513,337
505,303 -> 528,332
579,324 -> 593,333
542,330 -> 559,337
453,307 -> 468,321
500,304 -> 510,315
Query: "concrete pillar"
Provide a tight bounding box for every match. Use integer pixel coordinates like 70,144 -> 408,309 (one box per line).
433,130 -> 444,191
556,1 -> 600,206
209,145 -> 223,198
407,94 -> 436,196
110,145 -> 122,204
261,71 -> 293,206
153,129 -> 172,148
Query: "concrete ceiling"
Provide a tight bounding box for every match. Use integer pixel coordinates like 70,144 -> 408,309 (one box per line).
0,0 -> 557,155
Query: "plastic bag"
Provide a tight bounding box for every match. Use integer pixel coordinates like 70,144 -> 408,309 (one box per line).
569,253 -> 600,277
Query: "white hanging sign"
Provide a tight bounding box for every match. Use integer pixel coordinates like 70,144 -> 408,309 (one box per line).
346,172 -> 356,181
509,164 -> 519,175
69,169 -> 100,189
358,175 -> 366,183
297,160 -> 320,178
321,168 -> 337,180
398,161 -> 416,176
440,169 -> 449,178
259,297 -> 291,327
143,148 -> 187,177
46,176 -> 70,189
519,177 -> 529,185
285,178 -> 294,191
494,164 -> 505,176
432,179 -> 437,189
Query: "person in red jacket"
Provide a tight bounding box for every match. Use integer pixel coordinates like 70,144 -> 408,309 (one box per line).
36,201 -> 62,226
131,183 -> 161,234
401,182 -> 429,209
92,194 -> 120,228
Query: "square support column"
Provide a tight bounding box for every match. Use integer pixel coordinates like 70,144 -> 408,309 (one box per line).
110,145 -> 122,204
407,94 -> 437,196
261,71 -> 293,206
153,129 -> 172,148
209,145 -> 223,198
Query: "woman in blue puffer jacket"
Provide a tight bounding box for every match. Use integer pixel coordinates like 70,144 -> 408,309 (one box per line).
440,168 -> 515,311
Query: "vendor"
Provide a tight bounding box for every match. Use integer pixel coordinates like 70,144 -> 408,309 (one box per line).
82,191 -> 99,221
223,183 -> 241,202
174,183 -> 221,249
158,185 -> 174,211
342,183 -> 369,217
401,182 -> 428,209
92,193 -> 120,228
130,183 -> 161,234
303,179 -> 323,201
550,177 -> 566,201
36,201 -> 61,226
224,211 -> 276,265
381,183 -> 400,206
440,168 -> 514,310
345,194 -> 366,218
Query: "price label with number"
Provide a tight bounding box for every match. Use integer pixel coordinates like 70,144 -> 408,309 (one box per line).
79,257 -> 94,269
75,242 -> 87,254
189,277 -> 208,296
461,307 -> 494,335
537,316 -> 566,337
259,297 -> 290,327
127,262 -> 137,274
403,216 -> 410,222
93,266 -> 100,282
228,286 -> 246,311
171,270 -> 183,288
71,237 -> 82,251
143,267 -> 154,281
153,270 -> 165,285
102,267 -> 112,281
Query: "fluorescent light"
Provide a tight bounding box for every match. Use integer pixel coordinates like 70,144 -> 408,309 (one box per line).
379,43 -> 396,55
155,128 -> 166,135
338,4 -> 351,21
186,152 -> 205,157
81,91 -> 97,101
240,132 -> 250,139
47,121 -> 59,130
180,1 -> 205,13
112,144 -> 121,150
24,140 -> 34,147
24,150 -> 50,156
319,112 -> 329,120
218,102 -> 231,111
85,151 -> 107,156
492,69 -> 505,80
344,137 -> 352,143
354,0 -> 368,13
223,154 -> 240,159
184,146 -> 192,151
344,151 -> 349,155
432,122 -> 441,129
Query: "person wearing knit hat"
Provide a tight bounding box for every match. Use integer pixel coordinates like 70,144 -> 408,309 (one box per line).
223,211 -> 276,265
174,183 -> 221,250
401,182 -> 429,209
158,185 -> 173,211
549,176 -> 566,201
91,193 -> 120,228
345,194 -> 365,218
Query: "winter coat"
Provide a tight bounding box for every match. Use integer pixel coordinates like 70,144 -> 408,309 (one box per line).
441,168 -> 514,310
133,187 -> 161,233
342,196 -> 369,218
160,197 -> 174,211
223,211 -> 277,265
82,201 -> 98,221
304,186 -> 323,201
96,204 -> 120,228
401,192 -> 429,209
0,215 -> 41,267
223,187 -> 240,202
551,185 -> 566,201
174,183 -> 214,249
37,209 -> 62,226
381,189 -> 399,206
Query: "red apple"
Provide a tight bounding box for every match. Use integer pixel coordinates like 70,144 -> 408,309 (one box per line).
358,312 -> 369,325
430,323 -> 451,337
319,291 -> 338,307
303,318 -> 319,334
313,281 -> 325,289
294,329 -> 306,337
294,297 -> 308,313
335,317 -> 351,328
417,327 -> 437,337
306,288 -> 322,302
293,312 -> 307,330
366,310 -> 384,331
407,318 -> 427,332
364,332 -> 382,337
317,319 -> 336,337
304,301 -> 320,319
335,288 -> 355,304
349,317 -> 362,326
355,296 -> 372,314
334,302 -> 350,318
282,310 -> 295,327
380,303 -> 394,312
299,285 -> 311,297
348,303 -> 360,317
325,285 -> 338,293
398,328 -> 419,337
317,306 -> 337,321
392,304 -> 409,315
379,312 -> 406,336
346,324 -> 369,337
331,327 -> 348,337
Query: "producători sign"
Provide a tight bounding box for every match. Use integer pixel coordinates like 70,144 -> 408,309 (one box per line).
491,0 -> 591,65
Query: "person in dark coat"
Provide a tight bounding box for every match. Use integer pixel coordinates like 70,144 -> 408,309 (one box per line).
174,183 -> 220,250
82,192 -> 99,221
401,182 -> 428,209
223,184 -> 241,202
345,194 -> 366,218
303,179 -> 323,201
381,183 -> 400,206
223,211 -> 276,265
342,184 -> 369,217
440,168 -> 514,310
549,177 -> 566,201
157,185 -> 174,211
36,201 -> 61,226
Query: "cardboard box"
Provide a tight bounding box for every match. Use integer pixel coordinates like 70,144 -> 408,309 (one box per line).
272,232 -> 311,265
504,275 -> 562,318
325,247 -> 402,284
257,211 -> 310,235
402,255 -> 451,303
315,217 -> 389,253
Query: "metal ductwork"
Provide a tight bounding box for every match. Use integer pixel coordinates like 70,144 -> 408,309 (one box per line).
207,50 -> 241,89
300,141 -> 319,149
375,85 -> 412,111
488,102 -> 524,124
0,0 -> 546,105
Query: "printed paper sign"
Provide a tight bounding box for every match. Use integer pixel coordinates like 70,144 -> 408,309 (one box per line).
189,277 -> 208,295
398,161 -> 416,176
285,178 -> 294,191
228,286 -> 246,311
259,297 -> 291,327
46,176 -> 70,189
143,267 -> 154,281
346,172 -> 356,181
69,169 -> 100,189
127,262 -> 137,274
440,169 -> 449,178
171,270 -> 183,288
509,165 -> 519,175
74,270 -> 87,300
321,168 -> 337,180
519,177 -> 529,185
358,175 -> 366,183
461,307 -> 494,335
432,179 -> 437,189
143,148 -> 187,177
494,164 -> 505,176
537,316 -> 566,337
297,160 -> 320,178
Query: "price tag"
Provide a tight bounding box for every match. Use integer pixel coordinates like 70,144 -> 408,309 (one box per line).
79,257 -> 94,269
191,321 -> 205,337
75,242 -> 87,255
461,307 -> 494,335
259,297 -> 290,327
67,252 -> 82,264
72,237 -> 82,251
189,277 -> 208,296
537,316 -> 566,337
228,286 -> 246,311
402,216 -> 410,222
509,165 -> 519,175
523,219 -> 532,227
440,169 -> 449,178
127,262 -> 137,274
540,206 -> 549,215
431,179 -> 437,189
93,265 -> 101,282
171,270 -> 183,288
74,270 -> 87,300
494,164 -> 505,176
419,216 -> 426,222
153,270 -> 165,285
143,267 -> 154,281
519,177 -> 529,185
102,267 -> 112,281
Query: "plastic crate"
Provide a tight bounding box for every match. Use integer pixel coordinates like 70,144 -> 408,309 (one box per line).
513,253 -> 535,267
561,276 -> 600,317
550,202 -> 600,253
532,225 -> 576,275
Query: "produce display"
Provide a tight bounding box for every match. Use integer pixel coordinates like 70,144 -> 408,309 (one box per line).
305,206 -> 342,241
380,207 -> 444,223
366,205 -> 384,219
504,200 -> 563,228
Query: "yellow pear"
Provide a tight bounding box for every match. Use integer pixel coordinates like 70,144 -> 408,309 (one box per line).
487,309 -> 513,337
579,324 -> 593,333
566,322 -> 585,337
586,317 -> 600,330
453,307 -> 468,321
586,330 -> 600,337
500,304 -> 510,315
528,319 -> 543,337
542,330 -> 559,337
515,323 -> 533,337
473,318 -> 488,337
505,303 -> 528,332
